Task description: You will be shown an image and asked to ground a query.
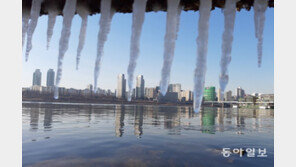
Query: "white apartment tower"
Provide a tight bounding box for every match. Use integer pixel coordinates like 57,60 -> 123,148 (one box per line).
117,74 -> 126,98
136,75 -> 145,99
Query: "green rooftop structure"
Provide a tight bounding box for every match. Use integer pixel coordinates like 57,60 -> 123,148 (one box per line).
204,86 -> 216,101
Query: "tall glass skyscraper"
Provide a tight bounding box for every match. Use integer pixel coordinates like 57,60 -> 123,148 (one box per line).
46,69 -> 55,87
136,75 -> 145,99
32,69 -> 42,86
236,87 -> 245,100
167,84 -> 181,93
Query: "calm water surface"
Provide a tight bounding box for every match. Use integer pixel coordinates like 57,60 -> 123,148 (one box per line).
22,103 -> 274,167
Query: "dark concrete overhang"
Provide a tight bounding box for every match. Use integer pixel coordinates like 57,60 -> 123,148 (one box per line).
23,0 -> 274,16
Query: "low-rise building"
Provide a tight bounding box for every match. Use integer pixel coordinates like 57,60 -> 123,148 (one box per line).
258,94 -> 274,102
67,88 -> 80,95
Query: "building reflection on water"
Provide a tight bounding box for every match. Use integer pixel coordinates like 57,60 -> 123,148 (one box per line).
115,105 -> 125,137
146,105 -> 161,127
236,109 -> 245,128
217,108 -> 224,132
24,104 -> 274,137
134,106 -> 144,138
30,107 -> 39,131
43,108 -> 52,131
201,108 -> 216,134
161,107 -> 180,130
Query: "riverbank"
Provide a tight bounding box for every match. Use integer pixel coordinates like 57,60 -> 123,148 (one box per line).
22,96 -> 193,107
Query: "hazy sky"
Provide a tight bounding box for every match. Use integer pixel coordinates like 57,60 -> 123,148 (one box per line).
22,7 -> 274,94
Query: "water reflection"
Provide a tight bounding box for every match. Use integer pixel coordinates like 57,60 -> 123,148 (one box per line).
236,109 -> 245,128
115,105 -> 125,137
85,106 -> 92,123
134,106 -> 144,137
217,108 -> 224,132
30,107 -> 39,131
201,108 -> 216,134
43,108 -> 52,131
147,106 -> 161,127
23,104 -> 274,137
23,104 -> 274,167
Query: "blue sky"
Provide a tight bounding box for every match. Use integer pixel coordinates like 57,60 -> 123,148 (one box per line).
22,7 -> 274,94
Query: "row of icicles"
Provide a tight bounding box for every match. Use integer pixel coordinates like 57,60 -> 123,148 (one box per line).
22,0 -> 268,112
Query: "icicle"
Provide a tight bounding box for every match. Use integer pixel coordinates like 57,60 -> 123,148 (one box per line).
22,9 -> 30,47
54,0 -> 77,99
46,10 -> 58,50
254,0 -> 267,68
127,0 -> 147,101
25,0 -> 43,61
159,0 -> 181,96
76,6 -> 89,70
193,0 -> 212,112
176,5 -> 182,40
219,0 -> 238,98
94,0 -> 115,93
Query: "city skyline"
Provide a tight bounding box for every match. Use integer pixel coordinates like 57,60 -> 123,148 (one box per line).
22,8 -> 274,94
26,68 -> 270,97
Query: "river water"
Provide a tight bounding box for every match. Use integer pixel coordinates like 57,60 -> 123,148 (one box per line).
22,103 -> 274,167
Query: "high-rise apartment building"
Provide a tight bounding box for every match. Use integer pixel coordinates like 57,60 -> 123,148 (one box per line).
178,90 -> 186,101
86,84 -> 93,94
172,84 -> 181,93
32,69 -> 42,86
237,87 -> 245,100
46,69 -> 55,87
117,74 -> 126,99
224,90 -> 232,101
145,87 -> 156,99
168,84 -> 181,93
217,88 -> 223,102
179,90 -> 193,102
185,90 -> 193,101
168,84 -> 173,92
136,75 -> 145,99
132,88 -> 136,99
87,84 -> 93,91
155,86 -> 160,94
